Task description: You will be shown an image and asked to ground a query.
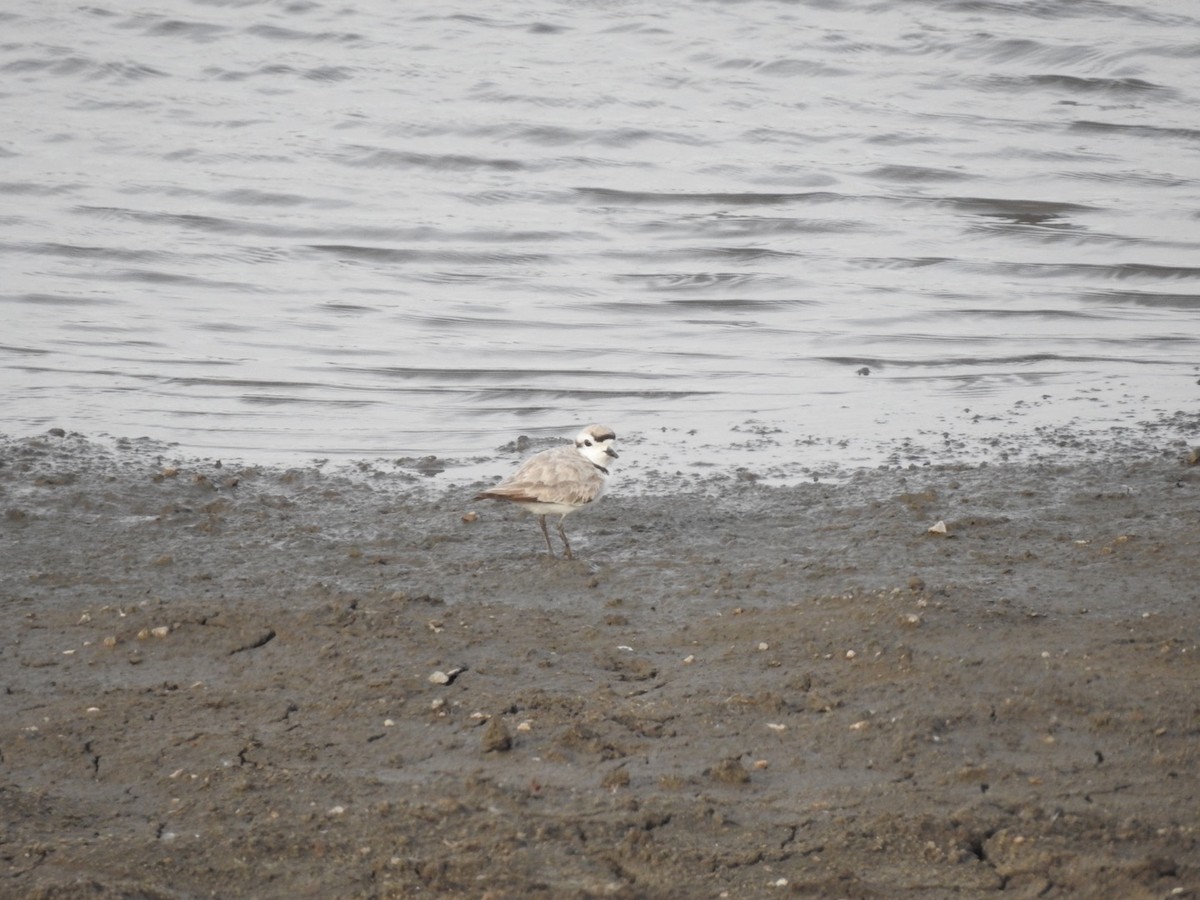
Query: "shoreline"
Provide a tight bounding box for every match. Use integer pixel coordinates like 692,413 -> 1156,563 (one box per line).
2,428 -> 1198,898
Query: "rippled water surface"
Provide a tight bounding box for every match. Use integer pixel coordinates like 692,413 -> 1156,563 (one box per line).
3,0 -> 1198,477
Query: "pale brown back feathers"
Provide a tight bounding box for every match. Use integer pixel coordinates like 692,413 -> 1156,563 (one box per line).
474,443 -> 607,507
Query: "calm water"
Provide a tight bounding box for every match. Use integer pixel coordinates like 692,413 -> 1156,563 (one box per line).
2,0 -> 1198,479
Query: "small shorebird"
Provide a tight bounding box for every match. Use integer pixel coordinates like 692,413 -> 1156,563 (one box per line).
474,424 -> 618,559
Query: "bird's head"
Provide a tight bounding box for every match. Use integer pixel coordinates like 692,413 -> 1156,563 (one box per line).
574,424 -> 618,470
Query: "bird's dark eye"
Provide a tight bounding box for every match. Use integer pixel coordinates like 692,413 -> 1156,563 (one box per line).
584,440 -> 593,446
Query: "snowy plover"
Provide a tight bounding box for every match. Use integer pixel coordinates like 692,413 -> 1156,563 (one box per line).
474,424 -> 618,559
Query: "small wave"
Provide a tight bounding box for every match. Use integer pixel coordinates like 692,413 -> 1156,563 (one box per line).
307,245 -> 552,266
965,221 -> 1143,247
12,241 -> 161,262
638,216 -> 867,238
576,188 -> 844,205
936,195 -> 1100,225
214,189 -> 316,207
464,122 -> 701,148
90,269 -> 259,291
333,365 -> 678,384
662,297 -> 801,312
0,344 -> 50,356
239,395 -> 382,408
1082,290 -> 1200,309
928,0 -> 1189,27
958,260 -> 1200,282
138,17 -> 229,42
851,257 -> 951,270
1070,120 -> 1200,143
980,74 -> 1173,97
611,272 -> 792,292
342,148 -> 525,171
937,307 -> 1104,320
75,206 -> 251,234
1,293 -> 123,306
1060,169 -> 1188,187
243,24 -> 366,44
668,247 -> 803,263
866,165 -> 972,183
943,33 -> 1113,68
470,388 -> 711,403
207,62 -> 354,82
3,55 -> 167,81
817,352 -> 1151,369
699,56 -> 850,78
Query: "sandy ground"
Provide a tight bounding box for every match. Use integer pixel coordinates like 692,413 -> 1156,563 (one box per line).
2,427 -> 1199,899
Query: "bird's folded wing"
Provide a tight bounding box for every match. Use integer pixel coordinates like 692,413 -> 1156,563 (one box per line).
480,452 -> 604,505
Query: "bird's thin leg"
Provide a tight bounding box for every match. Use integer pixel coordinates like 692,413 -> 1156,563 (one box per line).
537,515 -> 556,556
556,516 -> 573,560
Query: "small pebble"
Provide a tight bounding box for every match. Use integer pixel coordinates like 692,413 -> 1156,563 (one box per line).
481,717 -> 512,753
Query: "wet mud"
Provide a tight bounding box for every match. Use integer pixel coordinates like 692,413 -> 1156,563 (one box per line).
2,429 -> 1198,898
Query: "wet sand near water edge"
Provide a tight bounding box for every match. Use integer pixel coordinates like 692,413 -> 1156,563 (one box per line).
2,429 -> 1198,899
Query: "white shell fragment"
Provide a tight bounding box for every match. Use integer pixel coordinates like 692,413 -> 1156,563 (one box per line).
928,520 -> 948,535
428,665 -> 467,685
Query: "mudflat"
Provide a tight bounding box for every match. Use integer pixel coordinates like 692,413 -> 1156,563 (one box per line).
2,429 -> 1198,899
